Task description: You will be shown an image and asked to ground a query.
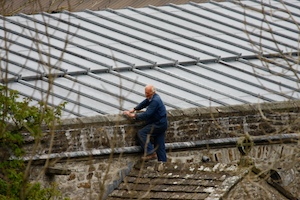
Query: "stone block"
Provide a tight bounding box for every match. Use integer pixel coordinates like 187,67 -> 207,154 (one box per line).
77,182 -> 91,188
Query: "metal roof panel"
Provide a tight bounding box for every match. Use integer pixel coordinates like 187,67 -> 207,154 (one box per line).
1,0 -> 299,118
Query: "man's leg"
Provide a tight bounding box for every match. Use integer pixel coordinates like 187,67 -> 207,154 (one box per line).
153,130 -> 167,162
137,124 -> 155,155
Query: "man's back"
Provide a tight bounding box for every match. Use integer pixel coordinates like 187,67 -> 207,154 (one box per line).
136,93 -> 167,126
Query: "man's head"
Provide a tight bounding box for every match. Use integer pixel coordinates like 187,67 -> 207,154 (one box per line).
145,84 -> 156,99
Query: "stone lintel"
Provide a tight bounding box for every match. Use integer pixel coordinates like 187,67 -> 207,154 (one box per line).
45,167 -> 71,176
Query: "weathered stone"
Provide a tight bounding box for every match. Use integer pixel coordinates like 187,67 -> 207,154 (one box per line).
88,165 -> 96,172
94,171 -> 102,179
23,101 -> 300,157
77,182 -> 91,189
77,173 -> 85,181
86,172 -> 93,180
24,101 -> 300,199
68,173 -> 76,181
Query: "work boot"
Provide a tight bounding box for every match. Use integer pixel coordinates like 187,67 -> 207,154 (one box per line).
141,152 -> 157,161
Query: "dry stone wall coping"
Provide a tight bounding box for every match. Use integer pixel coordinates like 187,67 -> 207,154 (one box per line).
59,100 -> 300,127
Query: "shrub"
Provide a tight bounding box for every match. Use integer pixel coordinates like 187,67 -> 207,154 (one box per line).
0,85 -> 68,200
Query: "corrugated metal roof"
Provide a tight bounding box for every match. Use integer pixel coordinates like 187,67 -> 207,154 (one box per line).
1,0 -> 299,118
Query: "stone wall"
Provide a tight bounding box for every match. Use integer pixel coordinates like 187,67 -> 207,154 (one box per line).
23,100 -> 300,156
28,143 -> 300,200
24,100 -> 300,199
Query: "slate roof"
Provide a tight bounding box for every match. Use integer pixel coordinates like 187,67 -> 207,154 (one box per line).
1,0 -> 300,119
105,158 -> 296,200
106,161 -> 245,200
104,136 -> 300,200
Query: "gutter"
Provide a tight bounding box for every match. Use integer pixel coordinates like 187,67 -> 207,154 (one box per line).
23,133 -> 299,162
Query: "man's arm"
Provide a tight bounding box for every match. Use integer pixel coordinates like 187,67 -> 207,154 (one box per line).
135,100 -> 158,121
123,99 -> 149,119
134,99 -> 149,111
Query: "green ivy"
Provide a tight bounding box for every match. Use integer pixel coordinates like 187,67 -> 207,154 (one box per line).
0,85 -> 68,200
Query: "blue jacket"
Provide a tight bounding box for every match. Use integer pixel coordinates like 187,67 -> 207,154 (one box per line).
135,93 -> 167,126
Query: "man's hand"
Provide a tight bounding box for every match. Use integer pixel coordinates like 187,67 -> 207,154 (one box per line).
123,110 -> 136,119
129,108 -> 135,113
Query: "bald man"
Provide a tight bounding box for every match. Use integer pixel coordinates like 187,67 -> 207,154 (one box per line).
123,84 -> 168,163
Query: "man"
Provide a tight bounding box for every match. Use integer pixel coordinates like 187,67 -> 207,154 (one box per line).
123,84 -> 168,162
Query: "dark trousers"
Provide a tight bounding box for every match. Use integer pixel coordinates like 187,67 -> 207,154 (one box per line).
137,123 -> 167,162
